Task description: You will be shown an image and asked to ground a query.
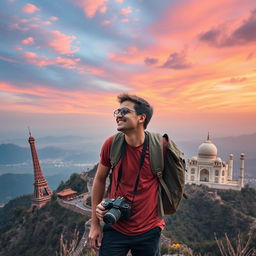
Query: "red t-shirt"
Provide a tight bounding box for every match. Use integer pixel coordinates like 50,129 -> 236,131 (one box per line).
100,135 -> 165,235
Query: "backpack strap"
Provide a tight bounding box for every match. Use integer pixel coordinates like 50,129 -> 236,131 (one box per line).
146,131 -> 166,218
145,131 -> 164,174
110,132 -> 125,169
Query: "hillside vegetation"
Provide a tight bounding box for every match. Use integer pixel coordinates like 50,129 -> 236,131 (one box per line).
0,173 -> 255,255
165,185 -> 256,254
0,174 -> 89,256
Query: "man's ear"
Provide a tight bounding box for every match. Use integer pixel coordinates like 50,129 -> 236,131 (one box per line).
138,114 -> 146,124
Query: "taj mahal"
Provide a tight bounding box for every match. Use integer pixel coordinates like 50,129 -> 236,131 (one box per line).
185,134 -> 245,191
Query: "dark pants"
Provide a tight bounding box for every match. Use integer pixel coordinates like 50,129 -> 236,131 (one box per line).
99,226 -> 161,256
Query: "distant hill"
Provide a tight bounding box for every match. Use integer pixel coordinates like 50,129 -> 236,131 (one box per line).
0,144 -> 30,164
0,173 -> 67,204
0,132 -> 255,178
178,133 -> 256,159
0,143 -> 97,165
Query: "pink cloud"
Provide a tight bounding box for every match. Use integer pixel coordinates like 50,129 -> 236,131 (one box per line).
120,6 -> 132,15
48,30 -> 79,55
49,16 -> 59,21
102,20 -> 111,25
0,56 -> 20,64
0,81 -> 115,114
121,18 -> 129,23
9,23 -> 29,31
20,19 -> 29,23
99,5 -> 107,14
22,3 -> 40,14
73,0 -> 108,18
116,0 -> 124,3
23,51 -> 80,69
43,21 -> 52,25
21,37 -> 35,45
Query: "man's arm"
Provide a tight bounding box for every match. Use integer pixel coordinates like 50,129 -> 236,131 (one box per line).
88,163 -> 110,251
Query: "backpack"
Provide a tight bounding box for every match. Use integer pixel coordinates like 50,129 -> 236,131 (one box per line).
109,131 -> 186,217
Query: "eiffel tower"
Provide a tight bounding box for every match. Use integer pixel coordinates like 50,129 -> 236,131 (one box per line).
28,131 -> 52,210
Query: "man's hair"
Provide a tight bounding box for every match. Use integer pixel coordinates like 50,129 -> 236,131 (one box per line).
117,93 -> 153,129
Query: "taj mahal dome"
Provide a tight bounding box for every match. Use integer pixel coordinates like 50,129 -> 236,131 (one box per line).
186,134 -> 245,190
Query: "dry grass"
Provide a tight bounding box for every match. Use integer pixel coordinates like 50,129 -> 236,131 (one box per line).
215,231 -> 256,256
56,229 -> 80,256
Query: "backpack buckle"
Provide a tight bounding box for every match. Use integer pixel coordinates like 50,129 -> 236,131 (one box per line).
156,171 -> 162,178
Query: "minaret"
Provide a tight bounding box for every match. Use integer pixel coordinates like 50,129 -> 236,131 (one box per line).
239,153 -> 245,188
28,131 -> 52,210
228,154 -> 233,181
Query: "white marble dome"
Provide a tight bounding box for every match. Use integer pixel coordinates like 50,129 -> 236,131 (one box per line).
198,139 -> 217,159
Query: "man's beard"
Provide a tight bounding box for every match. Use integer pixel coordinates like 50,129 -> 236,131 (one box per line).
116,116 -> 127,131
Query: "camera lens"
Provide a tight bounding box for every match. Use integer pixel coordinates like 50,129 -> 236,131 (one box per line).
103,208 -> 122,225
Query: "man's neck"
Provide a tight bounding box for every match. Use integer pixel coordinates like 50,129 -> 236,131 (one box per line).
124,129 -> 145,147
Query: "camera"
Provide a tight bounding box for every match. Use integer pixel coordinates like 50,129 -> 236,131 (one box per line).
102,197 -> 132,225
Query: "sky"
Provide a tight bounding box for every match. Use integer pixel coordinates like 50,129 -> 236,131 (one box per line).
1,0 -> 256,142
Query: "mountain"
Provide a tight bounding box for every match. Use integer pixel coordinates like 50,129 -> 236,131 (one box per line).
0,182 -> 255,255
0,132 -> 255,178
0,173 -> 68,204
0,143 -> 98,165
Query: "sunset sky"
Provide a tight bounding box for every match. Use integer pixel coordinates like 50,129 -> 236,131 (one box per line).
1,0 -> 256,142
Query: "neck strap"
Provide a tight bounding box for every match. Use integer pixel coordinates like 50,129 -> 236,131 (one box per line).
115,133 -> 149,199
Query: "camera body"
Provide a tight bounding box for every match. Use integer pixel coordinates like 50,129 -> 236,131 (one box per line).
102,197 -> 132,225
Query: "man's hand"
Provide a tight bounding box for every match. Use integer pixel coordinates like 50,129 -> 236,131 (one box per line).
88,201 -> 108,251
88,222 -> 102,251
96,201 -> 108,222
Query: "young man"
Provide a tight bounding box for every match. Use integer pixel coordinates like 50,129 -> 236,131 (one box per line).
88,94 -> 165,256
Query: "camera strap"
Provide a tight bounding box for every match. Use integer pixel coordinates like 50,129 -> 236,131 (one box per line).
114,133 -> 149,203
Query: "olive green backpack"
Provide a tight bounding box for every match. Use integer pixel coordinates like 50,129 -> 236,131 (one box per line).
109,131 -> 186,217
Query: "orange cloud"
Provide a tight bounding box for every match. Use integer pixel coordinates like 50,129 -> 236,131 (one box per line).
0,81 -> 116,114
48,30 -> 79,55
21,37 -> 35,45
22,3 -> 40,14
73,0 -> 108,18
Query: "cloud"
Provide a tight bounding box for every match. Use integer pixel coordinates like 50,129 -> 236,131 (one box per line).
121,18 -> 129,23
0,55 -> 20,64
49,16 -> 59,21
161,49 -> 192,69
23,51 -> 80,69
73,0 -> 108,18
116,0 -> 124,3
48,30 -> 79,55
21,37 -> 35,45
144,57 -> 158,66
102,19 -> 111,25
120,6 -> 132,15
199,9 -> 256,47
229,77 -> 247,83
43,21 -> 52,25
22,3 -> 40,14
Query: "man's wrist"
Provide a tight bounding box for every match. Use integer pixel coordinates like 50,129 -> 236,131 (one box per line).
91,217 -> 100,226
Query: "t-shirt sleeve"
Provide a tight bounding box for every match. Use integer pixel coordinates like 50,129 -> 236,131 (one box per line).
100,136 -> 114,168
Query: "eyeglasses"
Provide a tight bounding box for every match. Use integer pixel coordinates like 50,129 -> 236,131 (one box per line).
113,107 -> 136,117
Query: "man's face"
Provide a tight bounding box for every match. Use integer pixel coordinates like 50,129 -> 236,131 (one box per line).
114,101 -> 141,132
